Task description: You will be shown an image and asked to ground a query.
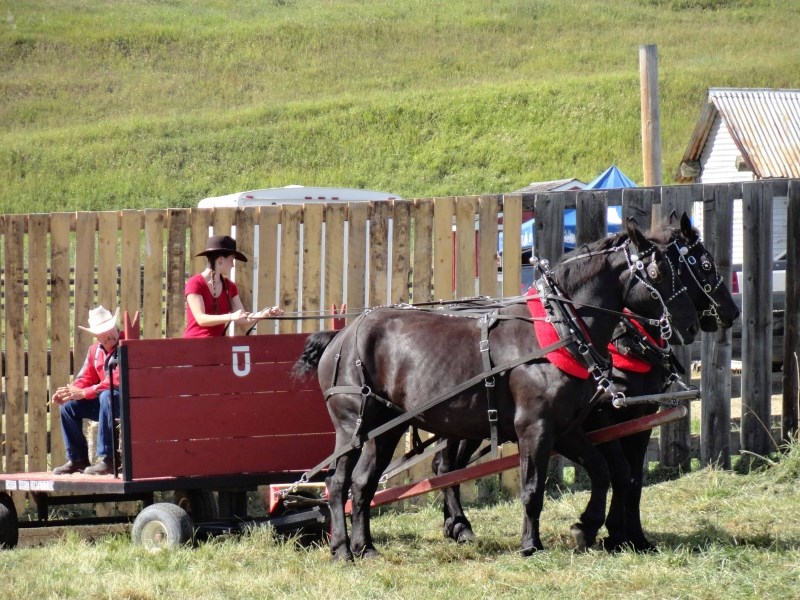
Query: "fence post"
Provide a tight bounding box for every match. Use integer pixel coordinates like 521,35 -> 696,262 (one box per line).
741,181 -> 774,456
782,181 -> 800,441
658,186 -> 693,469
700,183 -> 735,467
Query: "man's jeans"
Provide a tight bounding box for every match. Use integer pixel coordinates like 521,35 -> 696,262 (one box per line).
60,390 -> 120,462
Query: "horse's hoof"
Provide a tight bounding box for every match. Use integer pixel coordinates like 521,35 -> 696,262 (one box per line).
354,546 -> 381,560
331,550 -> 354,563
456,527 -> 477,544
570,524 -> 595,552
520,544 -> 543,557
632,539 -> 658,554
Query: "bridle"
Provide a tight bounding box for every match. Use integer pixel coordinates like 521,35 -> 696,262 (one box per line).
665,234 -> 727,327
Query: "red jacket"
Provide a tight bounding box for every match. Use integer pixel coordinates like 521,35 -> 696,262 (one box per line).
72,334 -> 124,399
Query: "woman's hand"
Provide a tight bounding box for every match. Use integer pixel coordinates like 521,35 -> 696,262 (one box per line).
229,309 -> 247,323
252,306 -> 283,318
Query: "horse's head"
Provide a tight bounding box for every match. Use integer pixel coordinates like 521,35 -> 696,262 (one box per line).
662,212 -> 740,331
623,219 -> 700,345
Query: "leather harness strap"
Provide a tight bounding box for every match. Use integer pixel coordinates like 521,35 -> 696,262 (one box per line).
298,336 -> 575,484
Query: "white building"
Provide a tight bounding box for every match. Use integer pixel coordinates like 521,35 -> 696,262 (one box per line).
677,88 -> 800,265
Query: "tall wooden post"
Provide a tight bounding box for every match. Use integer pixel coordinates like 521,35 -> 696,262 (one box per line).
639,45 -> 662,186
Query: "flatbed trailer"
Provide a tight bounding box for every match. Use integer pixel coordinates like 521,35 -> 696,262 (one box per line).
0,321 -> 693,550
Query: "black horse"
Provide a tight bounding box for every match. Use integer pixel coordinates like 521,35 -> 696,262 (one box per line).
432,213 -> 740,551
294,220 -> 700,560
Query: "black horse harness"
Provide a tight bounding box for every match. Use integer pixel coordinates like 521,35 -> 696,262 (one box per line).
297,238 -> 688,485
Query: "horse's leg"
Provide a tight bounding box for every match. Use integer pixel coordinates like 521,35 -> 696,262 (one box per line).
516,423 -> 555,555
348,427 -> 406,559
433,438 -> 481,543
327,443 -> 360,562
593,436 -> 632,552
619,426 -> 657,552
554,431 -> 612,552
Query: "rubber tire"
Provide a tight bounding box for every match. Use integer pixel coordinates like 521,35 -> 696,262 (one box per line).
132,503 -> 194,550
173,489 -> 219,523
0,493 -> 19,549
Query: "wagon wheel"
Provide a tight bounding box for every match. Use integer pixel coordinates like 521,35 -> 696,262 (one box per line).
0,493 -> 19,549
173,489 -> 219,523
132,503 -> 194,550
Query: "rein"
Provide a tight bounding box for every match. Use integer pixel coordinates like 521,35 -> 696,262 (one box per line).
296,336 -> 574,486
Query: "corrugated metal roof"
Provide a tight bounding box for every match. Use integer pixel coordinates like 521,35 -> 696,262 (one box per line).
677,88 -> 800,182
513,178 -> 585,193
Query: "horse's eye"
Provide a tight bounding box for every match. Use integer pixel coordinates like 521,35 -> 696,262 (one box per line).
647,263 -> 661,282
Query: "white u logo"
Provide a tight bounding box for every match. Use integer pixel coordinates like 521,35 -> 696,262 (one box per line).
232,345 -> 251,377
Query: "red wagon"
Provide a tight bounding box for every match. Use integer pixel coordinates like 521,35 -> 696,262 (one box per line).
0,322 -> 690,550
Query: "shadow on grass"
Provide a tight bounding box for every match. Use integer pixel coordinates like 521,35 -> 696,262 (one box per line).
649,520 -> 800,552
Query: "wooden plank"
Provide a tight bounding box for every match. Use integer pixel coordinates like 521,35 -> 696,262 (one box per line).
74,212 -> 97,360
26,214 -> 49,472
621,188 -> 654,231
120,210 -> 140,317
432,196 -> 454,301
121,333 -> 311,368
235,207 -> 256,320
659,184 -> 694,469
190,208 -> 212,277
501,194 -> 522,297
390,200 -> 411,304
211,207 -> 235,238
411,199 -> 434,304
127,362 -> 316,397
4,215 -> 26,473
165,209 -> 189,338
127,390 -> 330,441
455,196 -> 478,298
783,180 -> 800,440
129,433 -> 335,479
700,183 -> 735,467
48,213 -> 72,464
477,196 -> 499,297
347,202 -> 368,314
302,203 -> 323,332
740,181 -> 774,455
576,190 -> 606,246
142,210 -> 166,339
533,192 -> 563,264
324,204 -> 347,318
279,205 -> 302,333
97,211 -> 118,313
368,201 -> 390,307
256,205 -> 280,334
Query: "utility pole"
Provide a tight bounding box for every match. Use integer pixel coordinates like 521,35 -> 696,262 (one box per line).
639,44 -> 662,186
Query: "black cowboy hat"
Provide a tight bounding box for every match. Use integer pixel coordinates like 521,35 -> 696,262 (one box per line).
195,235 -> 248,262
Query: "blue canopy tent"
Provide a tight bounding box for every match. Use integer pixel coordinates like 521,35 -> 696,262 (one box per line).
585,165 -> 637,190
500,166 -> 637,251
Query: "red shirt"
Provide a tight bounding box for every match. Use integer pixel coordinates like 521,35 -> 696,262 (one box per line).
73,334 -> 124,399
183,273 -> 239,338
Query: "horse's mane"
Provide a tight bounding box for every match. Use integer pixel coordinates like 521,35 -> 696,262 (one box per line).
553,219 -> 686,293
554,232 -> 629,292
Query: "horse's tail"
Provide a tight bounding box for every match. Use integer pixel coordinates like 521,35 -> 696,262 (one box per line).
292,330 -> 339,378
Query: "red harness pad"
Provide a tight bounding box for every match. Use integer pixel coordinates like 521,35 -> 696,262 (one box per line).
607,315 -> 664,373
525,288 -> 590,379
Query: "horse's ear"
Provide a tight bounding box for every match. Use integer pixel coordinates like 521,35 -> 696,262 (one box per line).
625,217 -> 649,251
680,212 -> 697,240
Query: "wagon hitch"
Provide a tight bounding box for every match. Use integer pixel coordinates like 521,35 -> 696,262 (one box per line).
611,388 -> 700,408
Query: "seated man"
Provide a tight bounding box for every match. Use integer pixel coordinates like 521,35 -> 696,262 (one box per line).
50,306 -> 123,475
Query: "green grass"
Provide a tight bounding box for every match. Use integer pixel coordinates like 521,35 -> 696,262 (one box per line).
3,442 -> 800,598
2,0 -> 800,213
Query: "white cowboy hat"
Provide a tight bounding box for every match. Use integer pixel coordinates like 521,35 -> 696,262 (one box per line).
78,306 -> 120,335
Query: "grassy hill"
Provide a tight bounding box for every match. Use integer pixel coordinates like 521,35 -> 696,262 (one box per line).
2,0 -> 799,213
